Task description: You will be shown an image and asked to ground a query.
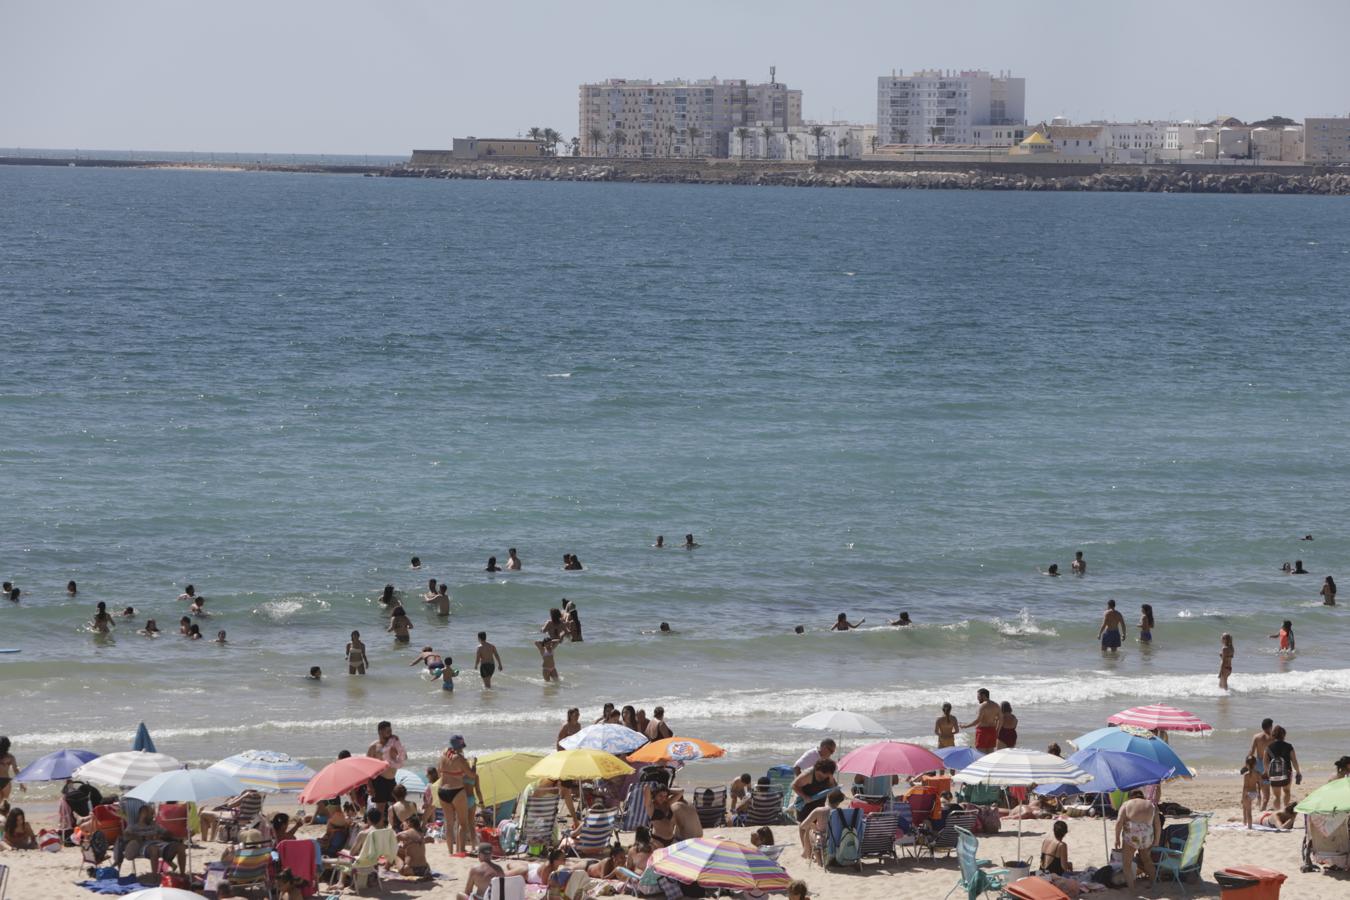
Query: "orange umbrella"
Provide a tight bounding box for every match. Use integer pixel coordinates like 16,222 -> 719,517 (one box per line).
628,737 -> 726,764
298,756 -> 387,803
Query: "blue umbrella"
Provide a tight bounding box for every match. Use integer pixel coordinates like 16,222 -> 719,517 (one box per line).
133,722 -> 157,754
1036,748 -> 1176,858
1071,727 -> 1192,778
558,724 -> 648,755
16,749 -> 100,783
934,746 -> 982,772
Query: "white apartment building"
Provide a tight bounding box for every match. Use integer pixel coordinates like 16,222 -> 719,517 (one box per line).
876,69 -> 1025,145
1304,118 -> 1350,163
578,78 -> 803,159
727,122 -> 876,160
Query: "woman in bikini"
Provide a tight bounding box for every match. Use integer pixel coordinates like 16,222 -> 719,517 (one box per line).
0,737 -> 22,810
934,703 -> 960,749
346,631 -> 369,675
1139,604 -> 1155,644
437,735 -> 473,857
997,702 -> 1018,749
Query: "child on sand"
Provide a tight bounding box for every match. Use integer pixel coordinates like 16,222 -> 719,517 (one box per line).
1240,755 -> 1260,828
1270,621 -> 1295,653
1219,633 -> 1234,689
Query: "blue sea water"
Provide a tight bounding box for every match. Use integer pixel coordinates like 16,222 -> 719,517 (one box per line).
2,165 -> 1350,779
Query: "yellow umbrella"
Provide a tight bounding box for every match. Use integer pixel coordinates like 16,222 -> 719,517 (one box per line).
526,749 -> 634,781
475,751 -> 546,808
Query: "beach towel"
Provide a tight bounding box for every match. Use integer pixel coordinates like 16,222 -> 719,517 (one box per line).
75,874 -> 143,895
278,838 -> 320,897
1213,822 -> 1285,833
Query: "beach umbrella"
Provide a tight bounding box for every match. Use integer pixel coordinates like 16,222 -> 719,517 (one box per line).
15,749 -> 99,783
526,749 -> 634,782
73,751 -> 181,788
126,890 -> 204,900
133,722 -> 157,753
1107,704 -> 1212,733
1296,777 -> 1350,814
395,767 -> 428,794
209,750 -> 316,793
650,838 -> 791,892
792,710 -> 887,736
1071,727 -> 1193,778
955,749 -> 1092,857
474,751 -> 545,808
298,756 -> 387,804
559,724 -> 649,755
1034,748 -> 1177,858
629,737 -> 726,765
128,769 -> 245,804
837,741 -> 944,777
934,746 -> 982,772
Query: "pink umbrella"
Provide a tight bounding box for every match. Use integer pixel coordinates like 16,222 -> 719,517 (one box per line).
836,741 -> 944,777
1107,704 -> 1212,733
298,756 -> 388,803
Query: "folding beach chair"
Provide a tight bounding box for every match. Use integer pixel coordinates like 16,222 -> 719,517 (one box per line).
0,862 -> 8,900
567,806 -> 620,858
921,809 -> 978,858
482,874 -> 527,900
858,811 -> 900,866
693,786 -> 727,828
1151,815 -> 1209,898
324,826 -> 395,896
890,801 -> 918,857
519,790 -> 561,856
621,781 -> 650,832
819,806 -> 863,870
744,788 -> 787,826
942,827 -> 1007,899
223,840 -> 277,898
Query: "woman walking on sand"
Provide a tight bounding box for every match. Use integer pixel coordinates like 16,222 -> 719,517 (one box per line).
1219,633 -> 1234,690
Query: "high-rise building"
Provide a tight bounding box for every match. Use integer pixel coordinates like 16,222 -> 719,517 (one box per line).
876,70 -> 1025,145
1304,118 -> 1350,163
578,77 -> 803,159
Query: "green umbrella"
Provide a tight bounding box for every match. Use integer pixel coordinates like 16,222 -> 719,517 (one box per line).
1295,777 -> 1350,814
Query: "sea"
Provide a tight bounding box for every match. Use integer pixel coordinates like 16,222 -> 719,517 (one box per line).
3,163 -> 1349,789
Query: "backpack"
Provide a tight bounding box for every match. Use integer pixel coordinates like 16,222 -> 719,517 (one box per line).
1268,755 -> 1289,784
832,810 -> 862,867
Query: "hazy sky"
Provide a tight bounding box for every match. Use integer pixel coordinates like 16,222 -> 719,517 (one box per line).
4,0 -> 1348,154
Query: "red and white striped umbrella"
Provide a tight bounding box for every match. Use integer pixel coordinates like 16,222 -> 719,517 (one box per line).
1107,704 -> 1212,733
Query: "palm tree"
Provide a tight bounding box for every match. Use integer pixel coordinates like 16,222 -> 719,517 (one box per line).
686,126 -> 702,158
761,126 -> 775,159
869,134 -> 881,154
735,127 -> 751,161
527,126 -> 544,146
542,128 -> 561,156
784,132 -> 799,161
587,127 -> 605,157
665,124 -> 677,158
809,125 -> 827,162
838,135 -> 851,159
569,136 -> 581,157
611,129 -> 627,157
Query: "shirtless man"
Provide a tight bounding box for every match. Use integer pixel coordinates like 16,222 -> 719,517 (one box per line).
1248,718 -> 1275,810
1071,551 -> 1087,575
474,632 -> 503,688
425,584 -> 450,617
557,708 -> 581,750
645,707 -> 673,742
683,533 -> 700,549
1114,791 -> 1160,888
961,689 -> 1002,754
797,790 -> 846,861
504,548 -> 522,571
1098,599 -> 1126,652
367,721 -> 407,817
457,843 -> 505,900
346,630 -> 369,675
409,647 -> 444,673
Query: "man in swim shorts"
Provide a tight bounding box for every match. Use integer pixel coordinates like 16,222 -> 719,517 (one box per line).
1098,599 -> 1125,652
1249,718 -> 1275,810
1114,791 -> 1159,888
474,632 -> 503,688
961,689 -> 1002,753
367,721 -> 407,817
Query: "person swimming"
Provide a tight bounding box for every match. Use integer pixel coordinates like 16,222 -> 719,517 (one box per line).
188,624 -> 203,640
214,630 -> 228,644
178,584 -> 196,601
379,584 -> 396,604
410,646 -> 444,673
890,612 -> 912,626
653,535 -> 665,549
410,556 -> 423,569
485,556 -> 500,572
140,619 -> 161,637
190,596 -> 208,616
831,613 -> 864,631
307,666 -> 322,680
794,625 -> 806,634
120,606 -> 135,618
683,533 -> 699,549
1292,560 -> 1309,575
1043,564 -> 1060,576
67,580 -> 78,595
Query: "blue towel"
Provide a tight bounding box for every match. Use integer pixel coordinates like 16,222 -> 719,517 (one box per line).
75,875 -> 143,895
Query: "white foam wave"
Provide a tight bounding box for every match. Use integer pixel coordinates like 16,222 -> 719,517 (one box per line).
546,373 -> 572,378
993,608 -> 1058,637
1176,608 -> 1224,619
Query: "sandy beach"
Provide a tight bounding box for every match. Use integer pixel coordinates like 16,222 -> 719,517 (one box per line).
2,774 -> 1343,899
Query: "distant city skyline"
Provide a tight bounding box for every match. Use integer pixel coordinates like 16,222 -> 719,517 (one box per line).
4,0 -> 1349,154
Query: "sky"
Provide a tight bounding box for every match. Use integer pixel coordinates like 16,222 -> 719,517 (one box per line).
3,0 -> 1348,155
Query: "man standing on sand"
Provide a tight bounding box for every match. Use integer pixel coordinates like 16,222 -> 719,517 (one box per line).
645,706 -> 673,742
367,721 -> 407,817
474,632 -> 503,688
456,843 -> 504,900
793,739 -> 836,776
1249,718 -> 1275,810
1114,790 -> 1160,888
1098,599 -> 1126,652
961,689 -> 1002,754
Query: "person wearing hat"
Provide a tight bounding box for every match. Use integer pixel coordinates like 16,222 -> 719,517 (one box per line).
456,842 -> 504,900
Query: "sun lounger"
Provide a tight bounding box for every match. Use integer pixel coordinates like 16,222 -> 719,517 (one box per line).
692,786 -> 727,828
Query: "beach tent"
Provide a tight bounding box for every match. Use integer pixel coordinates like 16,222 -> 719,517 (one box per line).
1296,778 -> 1350,870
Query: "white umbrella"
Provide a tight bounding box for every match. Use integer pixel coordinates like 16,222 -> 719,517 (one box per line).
72,751 -> 181,788
127,769 -> 246,804
954,749 -> 1092,858
126,889 -> 206,900
792,710 -> 887,735
559,723 -> 649,754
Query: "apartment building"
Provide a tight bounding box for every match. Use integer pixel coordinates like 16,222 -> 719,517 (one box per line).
1304,118 -> 1350,163
578,78 -> 803,158
876,69 -> 1025,145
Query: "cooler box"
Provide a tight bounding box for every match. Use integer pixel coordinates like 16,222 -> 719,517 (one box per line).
1215,865 -> 1286,900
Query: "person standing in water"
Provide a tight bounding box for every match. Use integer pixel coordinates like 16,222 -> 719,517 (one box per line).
1138,604 -> 1155,644
1219,633 -> 1234,689
1270,621 -> 1295,652
535,637 -> 561,682
1098,599 -> 1125,652
90,602 -> 114,634
485,556 -> 500,573
346,630 -> 369,675
934,703 -> 960,748
1321,576 -> 1336,606
830,613 -> 864,631
504,549 -> 522,571
425,584 -> 450,617
683,534 -> 700,549
387,606 -> 413,644
474,632 -> 503,688
1071,551 -> 1086,575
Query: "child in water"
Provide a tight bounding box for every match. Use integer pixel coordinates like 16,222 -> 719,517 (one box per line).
439,657 -> 460,692
1269,621 -> 1295,653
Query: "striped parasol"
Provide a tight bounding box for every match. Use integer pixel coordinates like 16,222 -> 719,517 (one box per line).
954,749 -> 1092,787
72,751 -> 181,788
208,750 -> 317,793
1107,704 -> 1212,733
650,838 -> 790,891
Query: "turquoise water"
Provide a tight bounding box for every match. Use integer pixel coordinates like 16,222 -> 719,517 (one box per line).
3,166 -> 1349,782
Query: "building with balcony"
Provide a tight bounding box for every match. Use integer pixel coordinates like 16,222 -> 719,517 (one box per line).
1304,118 -> 1350,163
876,69 -> 1025,145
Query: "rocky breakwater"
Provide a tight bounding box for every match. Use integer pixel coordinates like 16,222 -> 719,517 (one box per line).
391,161 -> 1350,195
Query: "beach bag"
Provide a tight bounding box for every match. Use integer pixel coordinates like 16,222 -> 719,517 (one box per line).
477,825 -> 502,856
38,829 -> 62,852
833,812 -> 862,867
